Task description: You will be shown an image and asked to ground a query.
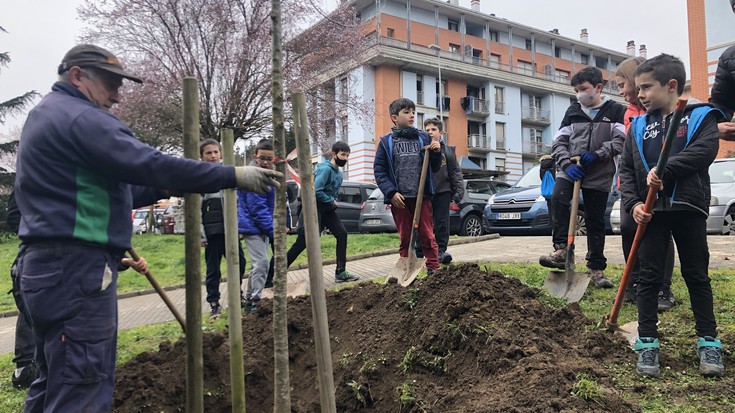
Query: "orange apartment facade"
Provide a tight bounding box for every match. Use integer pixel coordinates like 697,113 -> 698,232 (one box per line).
688,0 -> 735,158
311,0 -> 636,183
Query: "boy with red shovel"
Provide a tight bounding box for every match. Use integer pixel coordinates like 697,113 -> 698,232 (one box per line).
620,54 -> 725,378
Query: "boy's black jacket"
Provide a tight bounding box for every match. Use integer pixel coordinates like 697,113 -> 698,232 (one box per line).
710,45 -> 735,120
619,103 -> 723,217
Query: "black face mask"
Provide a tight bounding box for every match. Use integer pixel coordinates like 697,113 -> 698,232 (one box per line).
335,158 -> 347,167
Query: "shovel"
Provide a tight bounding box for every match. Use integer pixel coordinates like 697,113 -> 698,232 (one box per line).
129,248 -> 186,332
543,156 -> 590,302
388,145 -> 431,287
601,97 -> 688,343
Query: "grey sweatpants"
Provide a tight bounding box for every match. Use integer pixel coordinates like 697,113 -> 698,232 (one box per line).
244,234 -> 270,303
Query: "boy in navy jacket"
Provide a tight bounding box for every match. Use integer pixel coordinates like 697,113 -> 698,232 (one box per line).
373,98 -> 442,274
620,54 -> 725,378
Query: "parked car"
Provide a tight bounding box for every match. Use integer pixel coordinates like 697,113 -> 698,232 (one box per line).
450,179 -> 512,236
483,164 -> 619,235
359,189 -> 396,233
132,208 -> 165,234
288,180 -> 376,234
707,158 -> 735,235
610,199 -> 622,234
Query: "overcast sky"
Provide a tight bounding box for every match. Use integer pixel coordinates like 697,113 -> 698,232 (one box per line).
0,0 -> 690,136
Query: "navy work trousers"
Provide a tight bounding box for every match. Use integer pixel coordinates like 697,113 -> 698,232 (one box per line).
19,242 -> 120,413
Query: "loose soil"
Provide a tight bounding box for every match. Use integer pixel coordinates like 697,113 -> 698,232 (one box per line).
113,263 -> 640,412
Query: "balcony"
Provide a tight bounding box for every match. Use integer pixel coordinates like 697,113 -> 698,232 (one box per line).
521,106 -> 551,125
522,140 -> 551,157
436,95 -> 451,111
468,134 -> 491,153
495,101 -> 505,114
461,96 -> 490,116
495,138 -> 506,151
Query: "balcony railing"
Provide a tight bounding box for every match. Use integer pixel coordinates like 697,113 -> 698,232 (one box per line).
495,138 -> 506,150
495,101 -> 505,114
462,96 -> 489,115
522,141 -> 551,156
467,134 -> 490,150
521,106 -> 551,122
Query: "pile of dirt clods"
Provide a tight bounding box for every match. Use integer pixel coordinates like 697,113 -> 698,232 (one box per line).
113,263 -> 639,412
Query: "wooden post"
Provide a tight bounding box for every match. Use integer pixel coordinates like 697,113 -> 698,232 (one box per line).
221,128 -> 246,413
271,0 -> 292,411
182,77 -> 204,413
292,92 -> 337,412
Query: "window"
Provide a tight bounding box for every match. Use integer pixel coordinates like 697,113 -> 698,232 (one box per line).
496,158 -> 506,171
338,186 -> 362,204
448,20 -> 459,32
529,95 -> 541,109
554,47 -> 561,58
417,113 -> 424,128
495,122 -> 506,149
517,60 -> 534,76
580,53 -> 589,65
555,69 -> 570,81
339,77 -> 348,100
449,43 -> 461,54
387,28 -> 395,38
340,117 -> 348,141
468,156 -> 487,169
525,39 -> 532,51
466,181 -> 496,198
490,53 -> 501,69
489,31 -> 499,42
595,56 -> 608,70
494,87 -> 505,114
416,75 -> 423,105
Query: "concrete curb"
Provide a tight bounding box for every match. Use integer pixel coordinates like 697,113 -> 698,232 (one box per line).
0,233 -> 500,318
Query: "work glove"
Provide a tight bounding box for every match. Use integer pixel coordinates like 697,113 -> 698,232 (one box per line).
562,163 -> 585,181
235,166 -> 282,194
580,151 -> 599,167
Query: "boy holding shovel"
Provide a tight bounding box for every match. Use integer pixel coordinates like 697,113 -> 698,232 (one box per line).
374,98 -> 442,276
620,54 -> 725,378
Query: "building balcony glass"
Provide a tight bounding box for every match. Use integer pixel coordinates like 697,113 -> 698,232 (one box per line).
461,96 -> 490,116
521,106 -> 551,125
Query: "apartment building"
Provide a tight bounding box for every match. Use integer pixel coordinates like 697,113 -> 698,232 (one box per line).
687,0 -> 735,157
311,0 -> 633,182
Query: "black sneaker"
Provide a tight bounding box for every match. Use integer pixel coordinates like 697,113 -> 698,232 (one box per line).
11,363 -> 35,389
697,336 -> 725,377
623,283 -> 637,303
427,268 -> 436,277
335,271 -> 360,283
633,337 -> 660,378
440,252 -> 453,264
264,281 -> 274,289
209,302 -> 221,320
657,290 -> 676,312
243,300 -> 258,313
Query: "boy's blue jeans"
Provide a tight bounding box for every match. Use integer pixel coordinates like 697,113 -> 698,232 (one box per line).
636,210 -> 716,339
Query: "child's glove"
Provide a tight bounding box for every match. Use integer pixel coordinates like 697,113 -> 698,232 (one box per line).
235,166 -> 282,194
562,163 -> 585,181
580,151 -> 599,166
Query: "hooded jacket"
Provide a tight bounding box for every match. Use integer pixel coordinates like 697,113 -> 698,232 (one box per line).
373,130 -> 442,204
15,82 -> 236,252
551,97 -> 626,192
237,160 -> 275,237
710,45 -> 735,120
313,160 -> 342,206
619,103 -> 723,217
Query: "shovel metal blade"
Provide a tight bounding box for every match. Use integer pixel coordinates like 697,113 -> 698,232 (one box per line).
543,270 -> 591,303
387,249 -> 425,287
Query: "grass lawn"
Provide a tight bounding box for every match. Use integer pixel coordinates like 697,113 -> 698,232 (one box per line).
0,233 -> 402,313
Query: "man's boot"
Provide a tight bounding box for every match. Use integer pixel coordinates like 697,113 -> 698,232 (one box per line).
539,244 -> 566,269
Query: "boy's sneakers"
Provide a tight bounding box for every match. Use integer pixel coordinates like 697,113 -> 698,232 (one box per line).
587,269 -> 613,288
697,336 -> 725,377
633,337 -> 660,378
427,267 -> 437,277
623,283 -> 637,303
439,252 -> 453,265
11,363 -> 35,389
539,245 -> 566,269
243,300 -> 258,313
657,290 -> 676,312
335,271 -> 360,283
209,302 -> 221,320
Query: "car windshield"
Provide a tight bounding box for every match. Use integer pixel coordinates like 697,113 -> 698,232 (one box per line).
709,161 -> 735,183
368,189 -> 384,200
134,210 -> 148,219
514,165 -> 542,188
466,181 -> 496,199
366,187 -> 376,198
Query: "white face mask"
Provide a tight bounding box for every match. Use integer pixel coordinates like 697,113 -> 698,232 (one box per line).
576,91 -> 597,107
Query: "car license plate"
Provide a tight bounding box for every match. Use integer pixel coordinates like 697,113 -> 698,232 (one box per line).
497,213 -> 521,220
366,219 -> 382,225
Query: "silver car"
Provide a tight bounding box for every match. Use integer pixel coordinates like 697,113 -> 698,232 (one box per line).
707,158 -> 735,235
359,189 -> 396,233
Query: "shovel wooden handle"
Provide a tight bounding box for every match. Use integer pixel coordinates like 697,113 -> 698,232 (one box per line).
412,145 -> 432,229
129,248 -> 186,332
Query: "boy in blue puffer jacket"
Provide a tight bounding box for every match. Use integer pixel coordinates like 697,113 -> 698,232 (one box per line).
240,139 -> 276,312
285,141 -> 359,282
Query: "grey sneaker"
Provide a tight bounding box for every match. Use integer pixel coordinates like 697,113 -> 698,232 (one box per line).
633,337 -> 660,378
209,302 -> 221,320
588,269 -> 613,288
657,290 -> 676,312
697,336 -> 725,377
539,245 -> 566,269
335,271 -> 360,283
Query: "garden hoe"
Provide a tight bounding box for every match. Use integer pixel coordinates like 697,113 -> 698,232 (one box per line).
601,97 -> 688,345
388,146 -> 430,287
129,248 -> 186,333
543,157 -> 590,303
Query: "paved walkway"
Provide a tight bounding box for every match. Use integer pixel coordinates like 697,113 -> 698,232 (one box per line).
1,235 -> 733,355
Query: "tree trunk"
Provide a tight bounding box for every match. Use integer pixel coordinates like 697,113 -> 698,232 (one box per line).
270,1 -> 292,411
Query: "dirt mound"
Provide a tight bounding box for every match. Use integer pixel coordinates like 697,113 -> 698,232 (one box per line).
113,263 -> 640,412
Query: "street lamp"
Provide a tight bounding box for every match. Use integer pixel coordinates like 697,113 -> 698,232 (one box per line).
428,44 -> 443,120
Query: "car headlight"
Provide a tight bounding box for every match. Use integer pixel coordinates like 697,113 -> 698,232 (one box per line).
536,195 -> 546,202
710,196 -> 719,206
487,195 -> 495,205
